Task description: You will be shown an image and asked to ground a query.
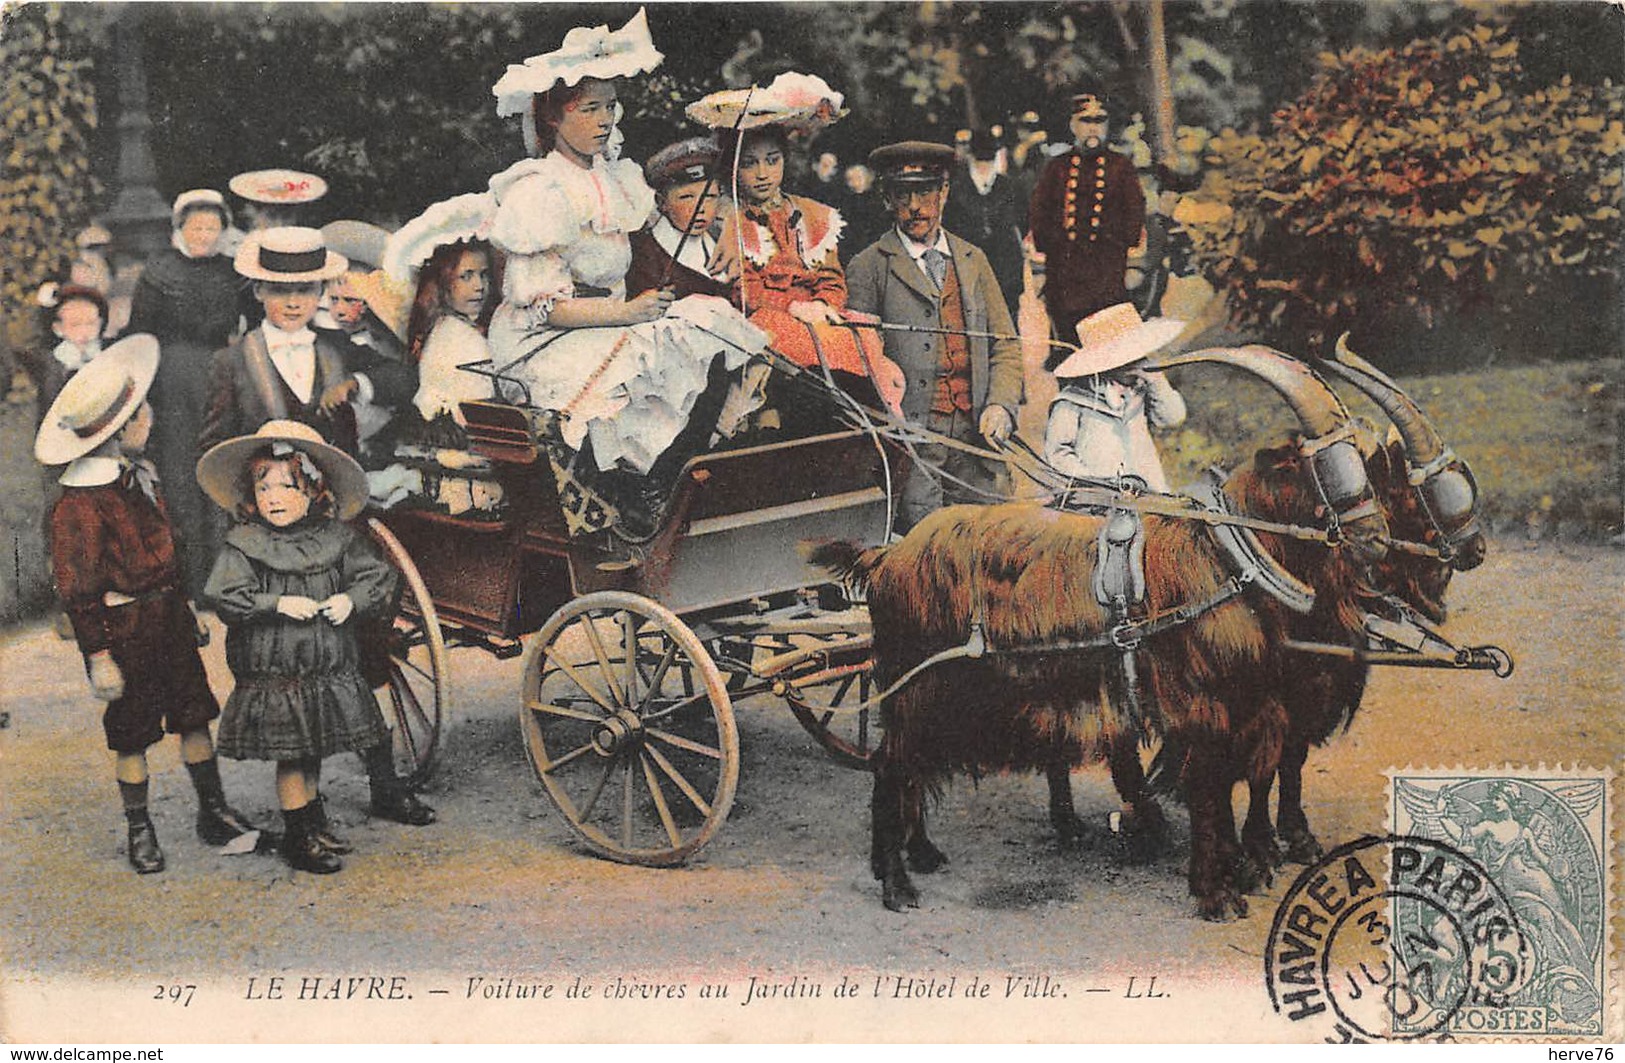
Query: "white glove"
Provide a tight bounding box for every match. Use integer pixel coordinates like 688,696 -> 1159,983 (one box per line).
88,651 -> 125,701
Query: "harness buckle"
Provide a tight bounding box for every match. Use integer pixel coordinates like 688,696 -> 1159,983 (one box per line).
1110,622 -> 1142,651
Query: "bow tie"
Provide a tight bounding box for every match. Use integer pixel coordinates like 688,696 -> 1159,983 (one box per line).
118,460 -> 160,505
266,328 -> 315,352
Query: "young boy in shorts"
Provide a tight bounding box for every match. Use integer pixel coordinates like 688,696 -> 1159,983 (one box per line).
35,336 -> 259,873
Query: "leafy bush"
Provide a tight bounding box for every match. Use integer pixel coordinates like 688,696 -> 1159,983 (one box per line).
0,3 -> 98,357
1181,23 -> 1624,367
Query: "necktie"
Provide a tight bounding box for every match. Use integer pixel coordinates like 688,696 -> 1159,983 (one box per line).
922,248 -> 948,292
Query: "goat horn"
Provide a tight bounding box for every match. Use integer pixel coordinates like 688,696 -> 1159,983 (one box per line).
1321,333 -> 1447,469
1146,344 -> 1350,439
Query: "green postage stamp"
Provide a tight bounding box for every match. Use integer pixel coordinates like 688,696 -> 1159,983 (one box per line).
1388,768 -> 1613,1039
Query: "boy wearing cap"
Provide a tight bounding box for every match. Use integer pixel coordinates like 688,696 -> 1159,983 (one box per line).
36,337 -> 259,873
1029,90 -> 1146,368
626,138 -> 735,302
20,283 -> 108,425
847,141 -> 1026,532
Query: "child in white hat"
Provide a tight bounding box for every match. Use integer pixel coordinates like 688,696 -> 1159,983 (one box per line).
1044,302 -> 1187,493
35,336 -> 260,874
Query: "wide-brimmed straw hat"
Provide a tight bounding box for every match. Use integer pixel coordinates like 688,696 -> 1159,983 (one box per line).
687,72 -> 847,136
1052,303 -> 1185,378
229,168 -> 328,206
492,7 -> 663,119
34,335 -> 160,466
234,226 -> 348,284
196,420 -> 369,522
321,220 -> 392,272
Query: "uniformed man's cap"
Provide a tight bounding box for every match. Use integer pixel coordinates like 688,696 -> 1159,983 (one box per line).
1070,92 -> 1110,120
644,137 -> 721,192
869,141 -> 955,187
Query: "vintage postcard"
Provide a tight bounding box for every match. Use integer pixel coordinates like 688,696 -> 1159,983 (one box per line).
1,0 -> 1620,1045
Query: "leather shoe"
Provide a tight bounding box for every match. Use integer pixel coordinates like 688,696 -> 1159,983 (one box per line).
370,787 -> 436,826
309,797 -> 353,855
281,819 -> 342,874
128,819 -> 165,874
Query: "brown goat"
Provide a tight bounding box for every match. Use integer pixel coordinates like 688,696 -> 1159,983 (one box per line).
1234,350 -> 1487,873
813,454 -> 1387,917
813,345 -> 1394,919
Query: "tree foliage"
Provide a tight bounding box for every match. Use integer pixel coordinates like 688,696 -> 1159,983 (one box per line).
1181,22 -> 1624,363
0,2 -> 98,353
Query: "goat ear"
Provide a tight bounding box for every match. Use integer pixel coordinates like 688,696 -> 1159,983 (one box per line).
1254,442 -> 1299,474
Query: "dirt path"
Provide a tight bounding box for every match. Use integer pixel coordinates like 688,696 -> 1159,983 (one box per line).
1,539 -> 1618,1042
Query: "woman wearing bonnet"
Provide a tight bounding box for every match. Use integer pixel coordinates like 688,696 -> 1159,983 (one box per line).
124,189 -> 246,598
485,8 -> 767,540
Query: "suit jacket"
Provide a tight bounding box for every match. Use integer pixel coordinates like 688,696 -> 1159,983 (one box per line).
625,229 -> 734,301
199,329 -> 365,458
846,229 -> 1025,426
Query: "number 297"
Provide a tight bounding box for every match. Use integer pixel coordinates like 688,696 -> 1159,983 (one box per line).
155,983 -> 196,1006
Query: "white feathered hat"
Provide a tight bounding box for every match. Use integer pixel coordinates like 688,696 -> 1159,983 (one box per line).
381,192 -> 497,285
491,8 -> 663,119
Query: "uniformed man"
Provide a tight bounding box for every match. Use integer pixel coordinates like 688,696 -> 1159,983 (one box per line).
847,141 -> 1025,532
1029,90 -> 1146,370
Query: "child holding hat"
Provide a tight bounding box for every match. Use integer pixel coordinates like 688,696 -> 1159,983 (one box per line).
36,335 -> 259,874
1044,302 -> 1187,493
198,421 -> 400,873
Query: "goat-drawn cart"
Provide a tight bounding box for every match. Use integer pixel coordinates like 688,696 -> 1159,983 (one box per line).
365,396 -> 895,867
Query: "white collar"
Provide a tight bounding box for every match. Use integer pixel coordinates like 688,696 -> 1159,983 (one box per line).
59,455 -> 123,487
969,159 -> 999,195
896,227 -> 950,263
52,338 -> 100,371
651,217 -> 717,275
261,322 -> 316,348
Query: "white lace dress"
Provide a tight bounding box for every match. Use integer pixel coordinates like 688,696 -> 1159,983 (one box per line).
487,151 -> 766,474
414,315 -> 493,426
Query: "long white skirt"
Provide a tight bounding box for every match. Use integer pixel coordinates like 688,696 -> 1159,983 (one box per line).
488,295 -> 768,474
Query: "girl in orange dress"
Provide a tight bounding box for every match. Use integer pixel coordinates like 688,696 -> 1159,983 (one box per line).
695,75 -> 905,431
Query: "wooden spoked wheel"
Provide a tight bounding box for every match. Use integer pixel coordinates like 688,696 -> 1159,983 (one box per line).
366,518 -> 449,787
781,635 -> 879,771
520,591 -> 738,866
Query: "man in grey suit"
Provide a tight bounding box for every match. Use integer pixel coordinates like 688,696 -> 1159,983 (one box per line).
847,141 -> 1026,531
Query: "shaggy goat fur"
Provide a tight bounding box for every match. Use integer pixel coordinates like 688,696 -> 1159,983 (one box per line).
812,436 -> 1386,919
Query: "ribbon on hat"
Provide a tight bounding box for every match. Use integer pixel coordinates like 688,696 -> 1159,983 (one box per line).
259,246 -> 328,274
61,377 -> 137,439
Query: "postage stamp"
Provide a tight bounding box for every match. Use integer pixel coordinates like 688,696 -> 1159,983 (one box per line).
1387,768 -> 1614,1040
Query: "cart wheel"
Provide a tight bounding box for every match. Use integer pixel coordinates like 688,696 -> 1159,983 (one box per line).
520,591 -> 738,866
782,635 -> 879,771
367,518 -> 449,786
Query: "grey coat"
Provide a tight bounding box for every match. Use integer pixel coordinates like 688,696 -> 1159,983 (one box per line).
846,228 -> 1025,425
